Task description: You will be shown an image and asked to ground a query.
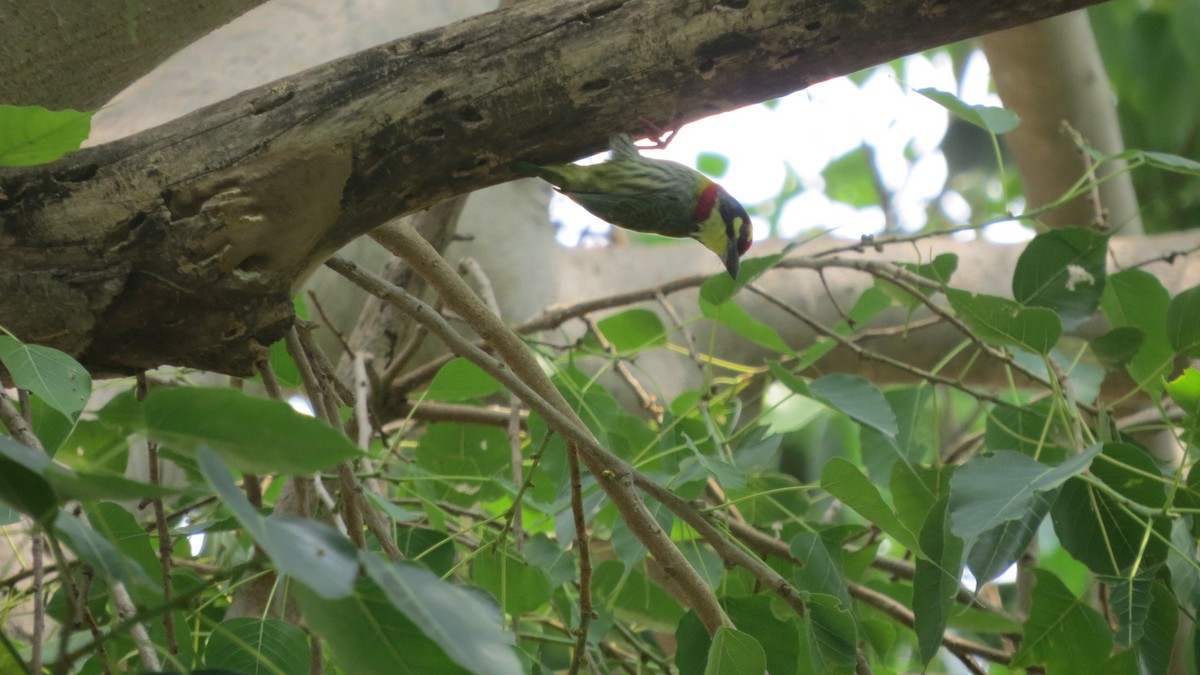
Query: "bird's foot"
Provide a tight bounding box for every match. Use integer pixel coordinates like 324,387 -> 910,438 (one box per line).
636,114 -> 684,150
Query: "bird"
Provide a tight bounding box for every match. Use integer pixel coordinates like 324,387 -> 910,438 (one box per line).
514,134 -> 753,278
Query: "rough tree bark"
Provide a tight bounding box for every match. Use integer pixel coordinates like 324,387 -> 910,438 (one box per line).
0,0 -> 271,111
0,0 -> 1111,377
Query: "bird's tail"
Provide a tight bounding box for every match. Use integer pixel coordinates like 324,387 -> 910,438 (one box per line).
512,160 -> 591,190
608,134 -> 640,161
512,160 -> 549,179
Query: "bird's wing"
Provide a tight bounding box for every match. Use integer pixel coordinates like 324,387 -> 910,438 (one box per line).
562,189 -> 697,238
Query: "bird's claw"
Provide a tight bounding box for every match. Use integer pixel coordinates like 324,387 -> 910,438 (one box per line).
635,113 -> 684,150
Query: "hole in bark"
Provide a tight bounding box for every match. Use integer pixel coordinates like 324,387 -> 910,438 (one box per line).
424,90 -> 446,106
458,106 -> 484,124
223,325 -> 246,340
581,78 -> 611,92
719,0 -> 748,8
237,254 -> 269,272
56,164 -> 98,183
805,20 -> 822,31
421,127 -> 447,140
698,59 -> 715,75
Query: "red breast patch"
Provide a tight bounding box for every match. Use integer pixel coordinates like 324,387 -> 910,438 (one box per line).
692,182 -> 720,222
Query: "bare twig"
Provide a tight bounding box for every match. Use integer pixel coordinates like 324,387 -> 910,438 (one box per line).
307,290 -> 355,360
848,581 -> 1011,664
137,374 -> 179,657
31,532 -> 44,674
746,284 -> 1012,407
581,316 -> 662,420
327,234 -> 730,634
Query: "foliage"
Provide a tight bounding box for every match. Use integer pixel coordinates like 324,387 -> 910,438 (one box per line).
4,4 -> 1200,675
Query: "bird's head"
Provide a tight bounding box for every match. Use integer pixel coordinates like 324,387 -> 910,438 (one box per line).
695,184 -> 753,279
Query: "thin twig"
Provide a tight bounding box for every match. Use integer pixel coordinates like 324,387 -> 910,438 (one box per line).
31,532 -> 43,674
848,581 -> 1011,664
307,290 -> 355,359
137,374 -> 179,657
566,445 -> 593,675
581,316 -> 662,420
746,284 -> 1013,408
328,236 -> 730,634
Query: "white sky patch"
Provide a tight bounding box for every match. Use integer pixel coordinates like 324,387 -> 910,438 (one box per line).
1065,263 -> 1096,291
551,50 -> 1030,248
288,395 -> 315,417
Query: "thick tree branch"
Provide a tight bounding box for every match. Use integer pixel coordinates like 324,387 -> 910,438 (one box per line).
0,0 -> 1108,376
0,1 -> 269,110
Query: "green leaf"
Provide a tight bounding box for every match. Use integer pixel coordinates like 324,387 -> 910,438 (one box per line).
1091,442 -> 1169,510
0,436 -> 59,524
1090,327 -> 1145,369
0,336 -> 91,419
697,152 -> 730,178
1167,520 -> 1200,614
699,245 -> 793,304
1166,367 -> 1200,414
944,288 -> 1062,354
913,497 -> 964,665
295,578 -> 471,674
700,294 -> 794,354
949,444 -> 1100,540
415,423 -> 510,501
675,611 -> 711,675
1052,446 -> 1170,576
592,308 -> 668,354
423,358 -> 503,401
101,387 -> 360,474
0,435 -> 182,516
985,403 -> 1056,457
204,618 -> 310,675
808,374 -> 898,440
592,560 -> 684,632
197,448 -> 358,598
821,146 -> 877,208
28,394 -> 76,457
703,627 -> 766,675
0,105 -> 93,166
1167,284 -> 1200,358
1142,150 -> 1200,175
1012,227 -> 1108,330
1013,569 -> 1112,672
1136,581 -> 1178,675
725,473 -> 810,527
725,596 -> 802,675
790,532 -> 851,608
820,458 -> 921,555
52,509 -> 154,587
967,490 -> 1054,587
1104,566 -> 1156,648
471,545 -> 553,616
877,254 -> 959,311
360,554 -> 521,675
917,88 -> 1020,134
805,594 -> 858,674
1101,269 -> 1173,395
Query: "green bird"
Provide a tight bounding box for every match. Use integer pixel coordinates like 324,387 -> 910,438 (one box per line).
515,134 -> 754,278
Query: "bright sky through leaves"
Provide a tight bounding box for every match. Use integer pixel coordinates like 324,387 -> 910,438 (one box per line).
552,50 -> 1035,249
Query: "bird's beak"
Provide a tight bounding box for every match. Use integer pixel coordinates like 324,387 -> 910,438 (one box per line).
724,238 -> 740,279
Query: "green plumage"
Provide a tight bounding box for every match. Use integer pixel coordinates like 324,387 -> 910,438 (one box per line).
514,134 -> 754,278
513,135 -> 704,238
